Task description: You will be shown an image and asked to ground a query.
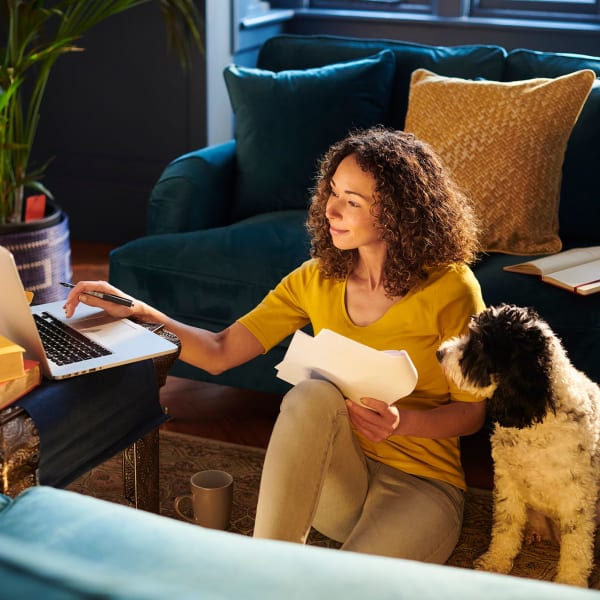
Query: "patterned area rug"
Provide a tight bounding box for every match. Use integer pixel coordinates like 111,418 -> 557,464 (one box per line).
67,430 -> 600,588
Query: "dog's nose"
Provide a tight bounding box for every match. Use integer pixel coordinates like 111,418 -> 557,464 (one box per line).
436,349 -> 445,363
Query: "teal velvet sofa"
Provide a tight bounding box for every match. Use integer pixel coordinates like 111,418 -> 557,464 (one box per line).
110,34 -> 600,395
1,485 -> 598,598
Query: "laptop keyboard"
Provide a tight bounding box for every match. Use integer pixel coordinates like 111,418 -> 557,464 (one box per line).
34,312 -> 112,365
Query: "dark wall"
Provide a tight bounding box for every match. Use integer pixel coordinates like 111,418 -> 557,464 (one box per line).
33,2 -> 206,245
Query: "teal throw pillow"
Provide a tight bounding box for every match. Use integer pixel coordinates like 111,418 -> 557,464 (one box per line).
223,50 -> 396,220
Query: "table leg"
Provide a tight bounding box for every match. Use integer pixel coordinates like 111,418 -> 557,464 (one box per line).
0,407 -> 39,496
120,324 -> 179,512
122,428 -> 159,512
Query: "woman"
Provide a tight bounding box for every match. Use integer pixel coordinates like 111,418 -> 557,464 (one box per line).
64,127 -> 486,562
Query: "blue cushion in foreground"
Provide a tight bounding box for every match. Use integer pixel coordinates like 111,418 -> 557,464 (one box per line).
0,487 -> 594,599
223,50 -> 396,220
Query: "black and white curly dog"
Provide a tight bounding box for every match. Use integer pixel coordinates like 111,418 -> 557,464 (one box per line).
437,304 -> 600,587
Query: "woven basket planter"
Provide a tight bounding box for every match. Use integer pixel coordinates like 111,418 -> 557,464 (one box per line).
0,203 -> 72,305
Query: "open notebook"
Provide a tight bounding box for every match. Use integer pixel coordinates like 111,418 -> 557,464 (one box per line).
0,245 -> 178,380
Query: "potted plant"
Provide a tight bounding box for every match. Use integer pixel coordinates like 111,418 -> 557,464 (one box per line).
0,0 -> 203,302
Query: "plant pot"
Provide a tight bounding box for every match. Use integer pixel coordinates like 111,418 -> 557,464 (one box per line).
0,201 -> 72,305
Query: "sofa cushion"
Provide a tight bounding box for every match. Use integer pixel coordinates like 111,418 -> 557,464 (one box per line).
404,68 -> 595,255
111,210 -> 310,325
505,49 -> 600,248
258,34 -> 506,130
223,50 -> 396,220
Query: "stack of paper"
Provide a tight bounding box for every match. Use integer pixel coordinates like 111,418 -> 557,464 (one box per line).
275,329 -> 418,406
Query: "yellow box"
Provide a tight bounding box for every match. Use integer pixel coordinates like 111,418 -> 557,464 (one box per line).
0,335 -> 25,383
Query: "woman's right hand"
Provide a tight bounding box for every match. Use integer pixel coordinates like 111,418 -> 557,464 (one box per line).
63,280 -> 139,320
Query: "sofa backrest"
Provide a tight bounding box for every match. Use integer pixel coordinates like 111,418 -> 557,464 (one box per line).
258,34 -> 506,131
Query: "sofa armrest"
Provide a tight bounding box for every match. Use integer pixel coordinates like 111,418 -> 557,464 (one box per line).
147,140 -> 236,235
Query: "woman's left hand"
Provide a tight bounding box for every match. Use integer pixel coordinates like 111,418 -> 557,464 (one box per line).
346,397 -> 400,442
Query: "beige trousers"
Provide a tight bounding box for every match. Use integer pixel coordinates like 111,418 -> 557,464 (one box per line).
253,379 -> 464,563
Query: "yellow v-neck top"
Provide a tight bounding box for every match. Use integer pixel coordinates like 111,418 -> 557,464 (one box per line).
238,259 -> 485,490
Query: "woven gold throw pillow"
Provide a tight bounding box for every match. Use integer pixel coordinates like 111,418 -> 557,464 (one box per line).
404,68 -> 595,255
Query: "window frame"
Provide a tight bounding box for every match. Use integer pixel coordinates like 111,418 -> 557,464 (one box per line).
471,0 -> 600,23
308,0 -> 433,15
308,0 -> 600,22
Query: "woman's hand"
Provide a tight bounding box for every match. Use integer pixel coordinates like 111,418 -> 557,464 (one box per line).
346,396 -> 486,443
63,281 -> 266,377
63,280 -> 139,319
346,397 -> 400,443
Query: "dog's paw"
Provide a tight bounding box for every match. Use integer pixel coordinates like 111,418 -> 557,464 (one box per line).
554,571 -> 590,588
523,528 -> 543,545
474,552 -> 513,574
525,511 -> 560,545
554,559 -> 593,588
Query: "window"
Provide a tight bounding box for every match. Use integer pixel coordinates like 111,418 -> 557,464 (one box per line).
472,0 -> 600,23
309,0 -> 600,21
309,0 -> 432,14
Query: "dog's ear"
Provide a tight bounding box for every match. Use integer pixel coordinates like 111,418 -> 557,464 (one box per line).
459,334 -> 495,388
487,321 -> 555,429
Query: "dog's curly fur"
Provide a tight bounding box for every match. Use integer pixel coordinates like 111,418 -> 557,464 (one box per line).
437,304 -> 600,587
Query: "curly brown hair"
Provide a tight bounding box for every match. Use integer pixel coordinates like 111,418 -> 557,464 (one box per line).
307,126 -> 480,298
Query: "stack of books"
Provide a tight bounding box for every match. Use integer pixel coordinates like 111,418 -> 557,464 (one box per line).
0,335 -> 41,409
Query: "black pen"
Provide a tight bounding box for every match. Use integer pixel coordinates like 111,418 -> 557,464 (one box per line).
60,282 -> 134,308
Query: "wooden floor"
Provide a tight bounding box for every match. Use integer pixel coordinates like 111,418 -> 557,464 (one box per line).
70,241 -> 280,449
160,377 -> 281,449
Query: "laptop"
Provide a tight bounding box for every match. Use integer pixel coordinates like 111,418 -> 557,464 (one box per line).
0,245 -> 178,379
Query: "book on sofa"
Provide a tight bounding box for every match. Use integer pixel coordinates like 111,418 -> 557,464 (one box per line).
275,328 -> 418,406
503,246 -> 600,295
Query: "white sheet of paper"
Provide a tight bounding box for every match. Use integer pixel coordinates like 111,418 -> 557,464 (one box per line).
275,329 -> 418,405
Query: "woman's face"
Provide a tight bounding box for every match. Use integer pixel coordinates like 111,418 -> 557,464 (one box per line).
325,154 -> 383,252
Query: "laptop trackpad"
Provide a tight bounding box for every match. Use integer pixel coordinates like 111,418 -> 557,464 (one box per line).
73,312 -> 141,346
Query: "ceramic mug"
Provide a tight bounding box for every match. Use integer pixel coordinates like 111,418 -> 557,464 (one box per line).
174,470 -> 233,530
